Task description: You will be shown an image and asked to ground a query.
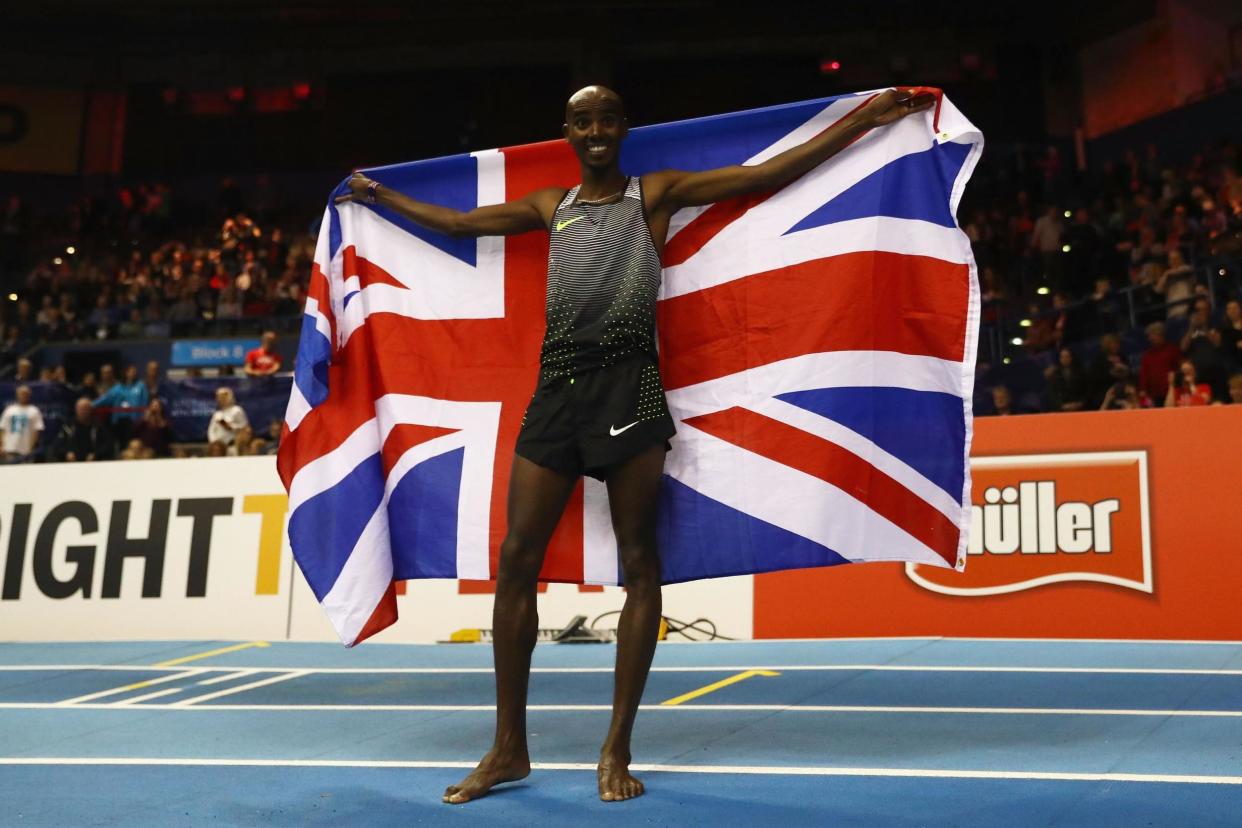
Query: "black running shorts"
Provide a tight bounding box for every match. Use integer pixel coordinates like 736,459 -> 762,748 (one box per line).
514,356 -> 676,481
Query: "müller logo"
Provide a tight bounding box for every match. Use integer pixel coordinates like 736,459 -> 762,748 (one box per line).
907,451 -> 1152,596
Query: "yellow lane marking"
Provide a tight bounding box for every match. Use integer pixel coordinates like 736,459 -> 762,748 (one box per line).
155,641 -> 270,667
661,669 -> 780,706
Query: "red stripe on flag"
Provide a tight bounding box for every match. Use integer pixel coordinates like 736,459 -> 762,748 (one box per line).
381,423 -> 459,476
657,250 -> 969,391
662,93 -> 877,268
342,245 -> 407,291
350,581 -> 398,646
685,406 -> 959,565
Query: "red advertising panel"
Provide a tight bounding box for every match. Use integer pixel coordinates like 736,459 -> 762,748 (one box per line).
754,406 -> 1242,640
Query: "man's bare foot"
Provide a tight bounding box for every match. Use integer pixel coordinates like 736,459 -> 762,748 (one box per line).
598,753 -> 644,802
442,748 -> 531,804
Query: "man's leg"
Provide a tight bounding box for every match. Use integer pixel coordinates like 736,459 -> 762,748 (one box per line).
443,454 -> 578,804
598,443 -> 666,801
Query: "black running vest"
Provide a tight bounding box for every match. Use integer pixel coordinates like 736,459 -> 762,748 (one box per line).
539,176 -> 662,379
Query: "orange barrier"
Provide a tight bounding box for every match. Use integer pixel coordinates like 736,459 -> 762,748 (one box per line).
754,405 -> 1242,640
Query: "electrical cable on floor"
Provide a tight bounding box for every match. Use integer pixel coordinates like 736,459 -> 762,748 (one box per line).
590,610 -> 735,641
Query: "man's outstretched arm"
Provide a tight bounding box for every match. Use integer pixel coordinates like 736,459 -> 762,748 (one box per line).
645,88 -> 935,213
335,177 -> 565,238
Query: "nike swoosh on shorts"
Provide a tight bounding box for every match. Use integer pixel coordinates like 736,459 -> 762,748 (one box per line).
609,421 -> 639,436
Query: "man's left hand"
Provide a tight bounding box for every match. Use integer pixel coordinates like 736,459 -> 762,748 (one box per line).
860,88 -> 936,128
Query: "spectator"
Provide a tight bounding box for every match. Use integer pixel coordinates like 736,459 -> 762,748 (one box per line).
1219,300 -> 1242,371
1030,204 -> 1064,287
75,371 -> 99,402
1044,348 -> 1088,412
1,325 -> 20,373
207,386 -> 249,449
1165,359 -> 1212,407
14,357 -> 33,382
119,438 -> 155,461
1100,379 -> 1142,410
228,425 -> 254,456
989,385 -> 1022,416
92,363 -> 149,444
1139,322 -> 1181,406
132,398 -> 175,458
87,295 -> 117,339
1085,334 -> 1129,408
117,308 -> 144,339
244,330 -> 283,376
51,397 -> 114,462
216,286 -> 243,321
143,360 -> 164,399
261,418 -> 282,455
97,363 -> 116,396
1,385 -> 44,462
1181,300 -> 1230,399
1228,374 -> 1242,405
1153,249 -> 1194,318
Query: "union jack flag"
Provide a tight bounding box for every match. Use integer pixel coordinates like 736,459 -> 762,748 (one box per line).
278,88 -> 984,646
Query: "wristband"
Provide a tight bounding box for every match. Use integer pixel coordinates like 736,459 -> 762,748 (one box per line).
366,180 -> 380,203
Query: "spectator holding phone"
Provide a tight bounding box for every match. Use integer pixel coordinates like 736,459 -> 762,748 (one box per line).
1165,360 -> 1212,407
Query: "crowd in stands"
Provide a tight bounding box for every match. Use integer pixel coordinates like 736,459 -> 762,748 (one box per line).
964,135 -> 1242,413
0,175 -> 315,371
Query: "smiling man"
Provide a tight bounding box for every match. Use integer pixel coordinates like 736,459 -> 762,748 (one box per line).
337,84 -> 932,804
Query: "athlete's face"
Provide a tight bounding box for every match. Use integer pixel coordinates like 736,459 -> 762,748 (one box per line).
563,88 -> 627,170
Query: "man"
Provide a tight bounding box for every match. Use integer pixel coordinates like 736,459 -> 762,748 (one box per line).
207,386 -> 249,448
97,363 -> 117,396
1029,204 -> 1063,288
337,85 -> 933,804
143,360 -> 165,399
1085,333 -> 1128,409
92,364 -> 149,444
1138,322 -> 1180,406
52,397 -> 114,462
1,385 -> 44,462
244,330 -> 283,376
13,357 -> 33,382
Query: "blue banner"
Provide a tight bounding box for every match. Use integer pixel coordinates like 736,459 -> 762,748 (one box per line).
162,376 -> 292,441
171,339 -> 261,367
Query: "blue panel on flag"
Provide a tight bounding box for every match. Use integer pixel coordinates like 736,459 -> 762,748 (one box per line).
622,96 -> 850,176
288,454 -> 385,601
783,140 -> 972,234
776,386 -> 965,499
349,153 -> 480,266
293,314 -> 331,407
654,476 -> 848,586
171,339 -> 260,367
389,448 -> 465,579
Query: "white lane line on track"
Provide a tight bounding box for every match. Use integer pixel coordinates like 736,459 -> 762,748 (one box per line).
196,670 -> 258,686
5,702 -> 1242,717
115,688 -> 183,705
54,670 -> 204,705
171,670 -> 310,706
0,757 -> 1239,785
7,664 -> 1242,676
